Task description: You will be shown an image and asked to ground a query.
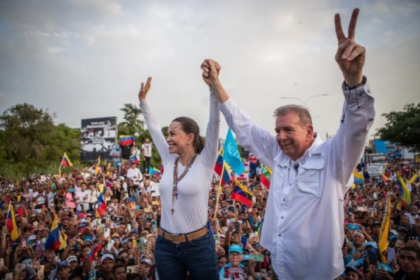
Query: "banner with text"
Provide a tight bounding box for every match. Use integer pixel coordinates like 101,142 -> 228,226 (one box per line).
80,117 -> 117,161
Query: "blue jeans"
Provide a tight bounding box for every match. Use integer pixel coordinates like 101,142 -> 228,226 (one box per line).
155,231 -> 219,280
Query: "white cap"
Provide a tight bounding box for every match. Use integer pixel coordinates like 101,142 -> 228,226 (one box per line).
66,256 -> 78,263
101,254 -> 115,262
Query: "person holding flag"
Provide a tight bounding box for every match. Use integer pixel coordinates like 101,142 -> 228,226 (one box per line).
137,75 -> 220,279
202,8 -> 375,279
6,203 -> 19,241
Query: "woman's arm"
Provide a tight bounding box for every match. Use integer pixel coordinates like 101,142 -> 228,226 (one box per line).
138,78 -> 172,164
199,88 -> 220,169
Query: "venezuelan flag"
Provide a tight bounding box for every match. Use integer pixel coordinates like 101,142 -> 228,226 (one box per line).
61,153 -> 73,167
130,154 -> 139,164
119,135 -> 134,146
97,192 -> 107,217
59,232 -> 68,250
260,166 -> 272,189
353,170 -> 364,184
397,171 -> 411,205
6,204 -> 19,241
214,148 -> 233,184
46,216 -> 61,250
88,245 -> 103,262
231,181 -> 253,207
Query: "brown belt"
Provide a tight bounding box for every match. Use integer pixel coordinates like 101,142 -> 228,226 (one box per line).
158,227 -> 208,243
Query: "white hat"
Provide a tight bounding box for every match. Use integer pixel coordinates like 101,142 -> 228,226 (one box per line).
141,259 -> 154,266
66,256 -> 78,263
101,254 -> 115,262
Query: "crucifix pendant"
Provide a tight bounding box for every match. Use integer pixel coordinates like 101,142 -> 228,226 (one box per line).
171,209 -> 175,214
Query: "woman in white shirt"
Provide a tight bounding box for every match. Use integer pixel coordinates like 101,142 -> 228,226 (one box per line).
138,76 -> 220,280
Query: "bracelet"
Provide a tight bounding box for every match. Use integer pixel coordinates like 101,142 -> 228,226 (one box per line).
345,76 -> 366,90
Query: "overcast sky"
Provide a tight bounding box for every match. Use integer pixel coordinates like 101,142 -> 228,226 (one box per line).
1,0 -> 419,142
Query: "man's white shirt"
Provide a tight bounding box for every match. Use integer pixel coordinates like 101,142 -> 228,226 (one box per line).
219,79 -> 375,280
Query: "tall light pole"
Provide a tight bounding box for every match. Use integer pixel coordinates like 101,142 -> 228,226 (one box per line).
280,93 -> 329,107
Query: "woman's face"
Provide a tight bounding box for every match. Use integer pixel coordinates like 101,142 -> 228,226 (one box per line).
166,121 -> 193,154
82,246 -> 90,257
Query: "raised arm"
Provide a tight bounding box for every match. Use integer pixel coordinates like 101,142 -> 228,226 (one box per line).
327,9 -> 375,185
201,59 -> 279,169
198,64 -> 221,169
138,77 -> 172,164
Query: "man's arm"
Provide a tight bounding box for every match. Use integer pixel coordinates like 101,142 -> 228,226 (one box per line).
328,9 -> 375,185
201,59 -> 279,169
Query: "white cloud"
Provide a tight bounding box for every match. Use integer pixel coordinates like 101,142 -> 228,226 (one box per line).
0,0 -> 419,142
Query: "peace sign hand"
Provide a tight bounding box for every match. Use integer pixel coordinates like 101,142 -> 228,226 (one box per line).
139,77 -> 152,101
334,8 -> 366,88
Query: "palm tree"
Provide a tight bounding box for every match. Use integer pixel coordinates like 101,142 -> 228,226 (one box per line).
119,104 -> 144,137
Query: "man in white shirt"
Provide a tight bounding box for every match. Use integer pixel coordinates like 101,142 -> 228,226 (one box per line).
127,162 -> 143,189
201,8 -> 375,280
141,138 -> 153,173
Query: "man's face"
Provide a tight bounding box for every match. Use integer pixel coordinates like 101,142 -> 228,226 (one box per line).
46,250 -> 56,263
275,112 -> 313,160
410,205 -> 418,215
101,259 -> 114,273
114,267 -> 127,280
69,261 -> 77,270
401,216 -> 410,227
399,250 -> 420,273
229,252 -> 243,266
352,234 -> 365,246
58,267 -> 70,278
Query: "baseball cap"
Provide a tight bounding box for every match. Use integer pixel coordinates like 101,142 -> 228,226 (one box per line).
365,242 -> 378,249
84,236 -> 93,244
101,254 -> 115,262
67,256 -> 78,263
228,244 -> 243,254
345,264 -> 365,280
372,221 -> 381,227
141,259 -> 154,266
58,261 -> 70,269
389,235 -> 398,241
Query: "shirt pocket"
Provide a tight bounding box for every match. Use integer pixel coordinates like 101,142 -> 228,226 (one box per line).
296,159 -> 324,198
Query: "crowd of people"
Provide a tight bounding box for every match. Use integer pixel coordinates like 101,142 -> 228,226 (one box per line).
0,156 -> 418,280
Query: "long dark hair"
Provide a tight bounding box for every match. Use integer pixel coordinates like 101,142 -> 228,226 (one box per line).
172,117 -> 205,154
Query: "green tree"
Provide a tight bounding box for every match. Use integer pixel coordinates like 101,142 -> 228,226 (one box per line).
0,103 -> 81,177
119,104 -> 144,136
0,104 -> 55,164
376,102 -> 420,152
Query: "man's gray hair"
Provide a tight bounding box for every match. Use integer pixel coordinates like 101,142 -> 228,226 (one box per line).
273,105 -> 313,126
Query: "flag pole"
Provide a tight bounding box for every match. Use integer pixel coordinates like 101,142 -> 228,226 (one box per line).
213,161 -> 225,220
59,153 -> 63,175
